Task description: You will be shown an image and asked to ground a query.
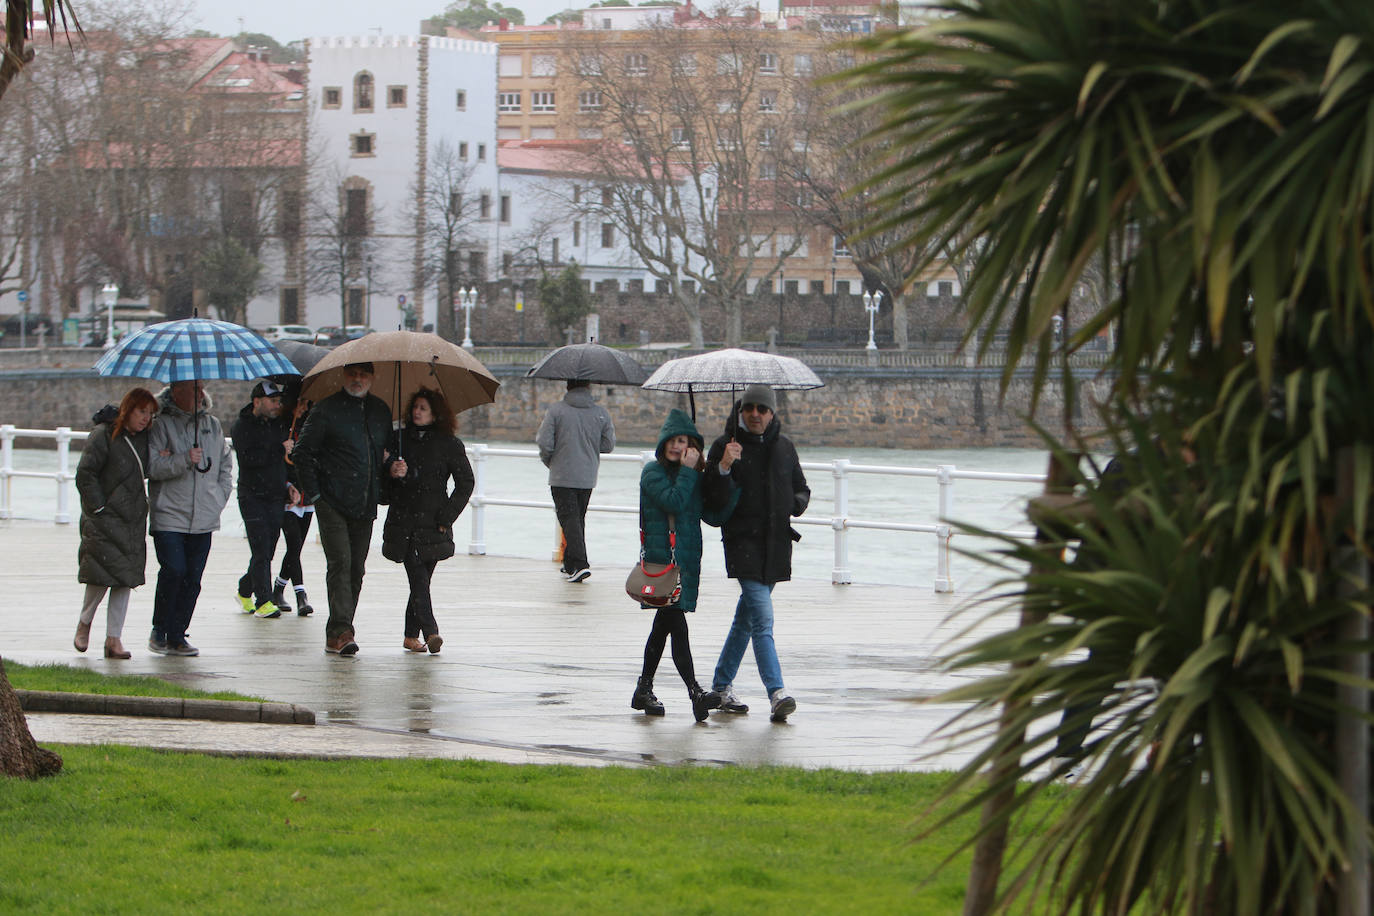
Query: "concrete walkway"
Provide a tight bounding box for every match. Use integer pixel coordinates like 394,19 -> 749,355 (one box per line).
4,519 -> 1006,771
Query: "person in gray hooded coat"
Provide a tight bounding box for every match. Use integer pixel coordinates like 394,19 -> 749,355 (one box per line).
146,380 -> 234,656
535,379 -> 615,583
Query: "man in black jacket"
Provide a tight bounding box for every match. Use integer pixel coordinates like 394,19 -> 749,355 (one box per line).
291,362 -> 392,656
701,384 -> 810,722
231,380 -> 294,619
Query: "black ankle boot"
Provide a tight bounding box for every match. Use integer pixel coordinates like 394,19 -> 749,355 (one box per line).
631,677 -> 664,716
295,590 -> 313,617
689,682 -> 720,722
271,582 -> 289,610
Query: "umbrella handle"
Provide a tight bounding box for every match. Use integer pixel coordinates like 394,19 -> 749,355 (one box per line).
192,388 -> 212,473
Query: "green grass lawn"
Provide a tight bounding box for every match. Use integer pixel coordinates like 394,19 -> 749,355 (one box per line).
0,745 -> 1056,915
5,661 -> 264,702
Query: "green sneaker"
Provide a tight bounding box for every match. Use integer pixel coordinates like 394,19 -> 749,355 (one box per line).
236,592 -> 255,613
253,601 -> 282,619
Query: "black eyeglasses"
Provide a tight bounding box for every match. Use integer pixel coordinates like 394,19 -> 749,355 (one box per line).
740,403 -> 772,414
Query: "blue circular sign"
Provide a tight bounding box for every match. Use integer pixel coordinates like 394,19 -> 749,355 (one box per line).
16,290 -> 28,302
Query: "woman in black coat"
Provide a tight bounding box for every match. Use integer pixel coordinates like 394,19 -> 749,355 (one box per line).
75,387 -> 157,659
381,388 -> 475,654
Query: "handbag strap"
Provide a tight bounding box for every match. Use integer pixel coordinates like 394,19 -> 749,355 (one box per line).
638,513 -> 677,564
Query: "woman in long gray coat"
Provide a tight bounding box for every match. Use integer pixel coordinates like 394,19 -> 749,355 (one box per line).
75,387 -> 157,658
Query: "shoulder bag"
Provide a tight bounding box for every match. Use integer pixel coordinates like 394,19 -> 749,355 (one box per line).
626,514 -> 681,607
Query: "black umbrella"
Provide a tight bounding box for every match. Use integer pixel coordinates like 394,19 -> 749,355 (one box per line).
526,342 -> 648,386
272,339 -> 333,376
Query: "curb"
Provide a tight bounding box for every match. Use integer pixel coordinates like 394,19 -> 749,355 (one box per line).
17,690 -> 316,725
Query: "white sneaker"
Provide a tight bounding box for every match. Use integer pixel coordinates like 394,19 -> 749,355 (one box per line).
711,686 -> 748,714
769,689 -> 796,722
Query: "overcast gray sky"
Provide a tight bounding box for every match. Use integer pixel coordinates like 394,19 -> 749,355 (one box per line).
186,0 -> 573,45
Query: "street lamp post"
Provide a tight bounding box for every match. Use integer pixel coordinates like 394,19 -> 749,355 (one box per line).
862,289 -> 882,351
458,286 -> 476,350
101,283 -> 119,350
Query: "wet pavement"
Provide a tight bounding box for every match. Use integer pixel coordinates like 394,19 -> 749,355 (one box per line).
4,519 -> 1009,771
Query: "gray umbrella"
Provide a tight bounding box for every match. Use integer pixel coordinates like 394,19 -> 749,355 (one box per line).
641,347 -> 823,420
527,342 -> 648,385
272,339 -> 333,376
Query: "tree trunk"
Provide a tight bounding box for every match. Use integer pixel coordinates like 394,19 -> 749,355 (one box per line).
892,292 -> 910,351
0,656 -> 63,779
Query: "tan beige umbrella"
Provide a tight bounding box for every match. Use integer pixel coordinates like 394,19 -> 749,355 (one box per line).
299,330 -> 500,421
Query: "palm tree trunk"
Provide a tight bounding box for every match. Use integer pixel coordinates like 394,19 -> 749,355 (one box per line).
0,656 -> 63,779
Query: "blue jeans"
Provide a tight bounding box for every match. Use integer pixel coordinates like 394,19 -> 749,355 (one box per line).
151,531 -> 213,645
712,579 -> 783,695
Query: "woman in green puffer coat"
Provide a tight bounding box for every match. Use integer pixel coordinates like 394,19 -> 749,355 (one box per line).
631,408 -> 738,721
75,387 -> 157,659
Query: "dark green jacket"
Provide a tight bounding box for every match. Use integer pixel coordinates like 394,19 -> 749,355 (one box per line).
292,389 -> 393,520
638,408 -> 738,611
76,419 -> 151,588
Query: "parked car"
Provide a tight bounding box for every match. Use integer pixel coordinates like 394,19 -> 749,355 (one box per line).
263,324 -> 314,342
345,325 -> 374,340
312,325 -> 346,346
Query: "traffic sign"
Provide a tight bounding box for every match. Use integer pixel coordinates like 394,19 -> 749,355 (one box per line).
397,294 -> 406,305
16,290 -> 28,303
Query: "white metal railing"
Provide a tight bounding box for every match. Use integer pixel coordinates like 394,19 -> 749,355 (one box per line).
463,443 -> 1045,592
1,425 -> 1047,592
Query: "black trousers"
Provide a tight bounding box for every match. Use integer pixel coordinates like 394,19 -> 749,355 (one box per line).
315,500 -> 374,640
403,554 -> 440,639
551,486 -> 592,573
640,606 -> 697,688
237,494 -> 283,607
277,509 -> 314,587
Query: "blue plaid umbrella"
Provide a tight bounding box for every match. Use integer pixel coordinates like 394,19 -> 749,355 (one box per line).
94,316 -> 299,473
93,317 -> 299,383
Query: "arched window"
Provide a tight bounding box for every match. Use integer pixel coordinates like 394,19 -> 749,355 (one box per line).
353,72 -> 373,112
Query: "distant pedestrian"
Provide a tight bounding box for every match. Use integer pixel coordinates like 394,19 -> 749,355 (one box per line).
631,408 -> 738,721
147,380 -> 234,657
274,393 -> 315,616
535,379 -> 615,583
231,380 -> 295,619
702,384 -> 810,722
291,362 -> 392,656
381,388 -> 474,654
74,388 -> 157,659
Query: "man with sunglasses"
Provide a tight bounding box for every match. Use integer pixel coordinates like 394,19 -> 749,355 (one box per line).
701,383 -> 810,722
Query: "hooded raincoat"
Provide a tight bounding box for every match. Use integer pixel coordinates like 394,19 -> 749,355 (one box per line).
638,408 -> 738,611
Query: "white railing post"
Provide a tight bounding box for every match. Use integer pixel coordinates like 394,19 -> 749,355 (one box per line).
467,444 -> 488,555
935,464 -> 956,592
54,427 -> 73,524
0,424 -> 13,520
831,458 -> 852,584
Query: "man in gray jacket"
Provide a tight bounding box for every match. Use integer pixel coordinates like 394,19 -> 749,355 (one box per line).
147,380 -> 234,656
535,379 -> 615,582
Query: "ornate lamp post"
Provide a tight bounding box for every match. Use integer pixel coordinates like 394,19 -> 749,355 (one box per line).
458,286 -> 476,350
101,283 -> 119,350
862,289 -> 882,351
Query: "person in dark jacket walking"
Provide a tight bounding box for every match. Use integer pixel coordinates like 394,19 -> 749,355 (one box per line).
274,391 -> 315,617
631,408 -> 738,721
231,380 -> 296,619
381,388 -> 474,654
74,387 -> 157,659
701,384 -> 810,722
291,362 -> 392,656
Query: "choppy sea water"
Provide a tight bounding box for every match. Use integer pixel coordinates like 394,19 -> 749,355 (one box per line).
3,440 -> 1057,594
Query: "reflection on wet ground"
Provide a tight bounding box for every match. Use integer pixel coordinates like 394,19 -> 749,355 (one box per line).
5,519 -> 1014,771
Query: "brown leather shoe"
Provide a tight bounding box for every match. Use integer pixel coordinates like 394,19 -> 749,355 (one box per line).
426,634 -> 443,655
74,620 -> 91,653
402,637 -> 426,653
325,630 -> 359,656
103,637 -> 132,659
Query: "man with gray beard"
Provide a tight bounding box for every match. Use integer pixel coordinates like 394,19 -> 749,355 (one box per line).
291,362 -> 392,656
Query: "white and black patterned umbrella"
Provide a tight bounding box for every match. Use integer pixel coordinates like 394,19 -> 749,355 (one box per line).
641,348 -> 823,420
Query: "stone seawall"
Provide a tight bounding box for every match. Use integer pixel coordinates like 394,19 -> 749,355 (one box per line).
0,357 -> 1109,450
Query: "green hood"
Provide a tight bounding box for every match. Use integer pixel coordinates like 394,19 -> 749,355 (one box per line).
654,408 -> 703,458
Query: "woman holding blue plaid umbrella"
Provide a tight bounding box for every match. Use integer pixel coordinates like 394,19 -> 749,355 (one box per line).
94,315 -> 299,654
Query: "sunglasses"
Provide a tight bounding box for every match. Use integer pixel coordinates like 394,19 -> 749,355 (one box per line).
740,403 -> 772,414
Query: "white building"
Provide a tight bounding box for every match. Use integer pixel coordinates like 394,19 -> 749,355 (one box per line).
289,33 -> 500,333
